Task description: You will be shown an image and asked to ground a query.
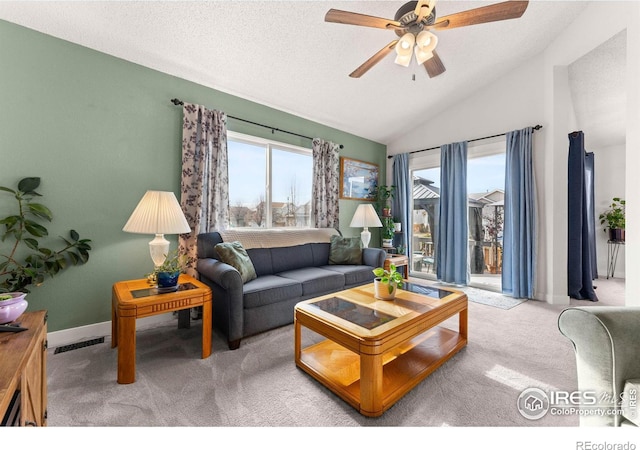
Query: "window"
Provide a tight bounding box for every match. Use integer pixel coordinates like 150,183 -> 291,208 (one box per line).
227,131 -> 313,228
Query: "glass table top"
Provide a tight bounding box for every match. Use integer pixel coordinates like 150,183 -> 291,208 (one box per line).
305,283 -> 454,329
131,282 -> 198,299
400,282 -> 451,299
309,297 -> 396,330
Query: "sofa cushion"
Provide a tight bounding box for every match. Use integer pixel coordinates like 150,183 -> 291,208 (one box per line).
321,265 -> 375,286
271,244 -> 315,273
277,267 -> 345,296
243,275 -> 303,309
328,235 -> 362,265
214,241 -> 257,283
246,247 -> 273,277
310,242 -> 331,266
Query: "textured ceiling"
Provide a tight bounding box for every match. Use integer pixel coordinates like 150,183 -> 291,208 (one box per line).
0,0 -> 622,147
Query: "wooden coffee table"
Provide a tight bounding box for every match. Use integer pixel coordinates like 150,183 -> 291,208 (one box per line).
111,274 -> 212,384
294,282 -> 467,417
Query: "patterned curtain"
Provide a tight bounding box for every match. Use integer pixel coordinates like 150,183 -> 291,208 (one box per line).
179,103 -> 229,277
311,138 -> 340,229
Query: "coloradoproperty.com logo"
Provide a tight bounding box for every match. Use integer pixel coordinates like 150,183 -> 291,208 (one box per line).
517,386 -> 638,420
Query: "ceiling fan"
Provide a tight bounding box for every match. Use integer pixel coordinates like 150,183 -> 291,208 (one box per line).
325,0 -> 529,78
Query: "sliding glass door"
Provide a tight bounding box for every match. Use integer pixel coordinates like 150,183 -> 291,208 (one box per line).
409,141 -> 506,291
411,167 -> 440,277
467,152 -> 506,291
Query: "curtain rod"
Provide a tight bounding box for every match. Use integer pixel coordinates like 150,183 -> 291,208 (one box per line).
171,98 -> 343,149
387,124 -> 543,159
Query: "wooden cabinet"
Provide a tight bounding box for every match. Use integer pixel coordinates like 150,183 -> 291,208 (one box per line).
0,310 -> 47,426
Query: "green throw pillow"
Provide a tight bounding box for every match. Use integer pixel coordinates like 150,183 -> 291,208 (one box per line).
328,235 -> 363,265
214,241 -> 257,283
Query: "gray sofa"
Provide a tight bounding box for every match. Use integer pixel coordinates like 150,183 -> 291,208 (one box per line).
197,228 -> 386,349
558,306 -> 640,426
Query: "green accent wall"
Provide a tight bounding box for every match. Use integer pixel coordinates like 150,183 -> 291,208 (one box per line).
0,20 -> 387,332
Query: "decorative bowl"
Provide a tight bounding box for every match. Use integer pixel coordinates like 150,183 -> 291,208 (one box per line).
0,292 -> 28,324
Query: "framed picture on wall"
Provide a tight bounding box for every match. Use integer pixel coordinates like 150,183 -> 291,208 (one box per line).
339,157 -> 378,201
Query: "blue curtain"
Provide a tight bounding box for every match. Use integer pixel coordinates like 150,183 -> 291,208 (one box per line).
437,142 -> 468,285
567,131 -> 598,301
585,152 -> 598,279
392,153 -> 411,259
502,127 -> 536,298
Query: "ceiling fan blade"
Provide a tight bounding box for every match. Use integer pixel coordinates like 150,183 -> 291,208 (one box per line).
349,41 -> 399,78
325,9 -> 402,30
423,50 -> 446,78
431,1 -> 529,30
415,0 -> 436,23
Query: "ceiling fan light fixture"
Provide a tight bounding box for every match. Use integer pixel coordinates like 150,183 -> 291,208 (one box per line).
416,30 -> 438,52
394,53 -> 412,67
414,46 -> 434,65
395,33 -> 415,56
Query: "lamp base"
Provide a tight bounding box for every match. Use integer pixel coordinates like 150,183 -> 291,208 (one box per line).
360,228 -> 371,248
149,234 -> 170,267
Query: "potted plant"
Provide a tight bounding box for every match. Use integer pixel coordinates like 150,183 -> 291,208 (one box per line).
393,217 -> 402,233
381,216 -> 395,248
599,197 -> 625,242
0,177 -> 92,294
372,264 -> 403,300
150,249 -> 187,290
376,185 -> 396,217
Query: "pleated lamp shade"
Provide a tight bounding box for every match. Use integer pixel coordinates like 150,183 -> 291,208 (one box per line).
350,204 -> 382,248
123,190 -> 190,267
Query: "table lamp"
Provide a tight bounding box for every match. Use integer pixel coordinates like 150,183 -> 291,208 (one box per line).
349,204 -> 382,248
122,190 -> 191,267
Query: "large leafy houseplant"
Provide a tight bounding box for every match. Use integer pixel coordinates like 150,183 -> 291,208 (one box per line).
375,185 -> 396,247
0,177 -> 92,293
599,197 -> 625,241
599,197 -> 625,231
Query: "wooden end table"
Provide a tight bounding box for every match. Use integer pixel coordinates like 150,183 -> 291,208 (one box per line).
384,254 -> 409,279
111,274 -> 212,384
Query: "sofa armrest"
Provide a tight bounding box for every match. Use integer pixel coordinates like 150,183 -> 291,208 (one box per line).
197,258 -> 244,347
558,306 -> 640,426
362,247 -> 386,268
197,258 -> 242,290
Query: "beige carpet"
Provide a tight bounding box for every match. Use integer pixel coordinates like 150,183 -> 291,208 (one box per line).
42,278 -> 627,446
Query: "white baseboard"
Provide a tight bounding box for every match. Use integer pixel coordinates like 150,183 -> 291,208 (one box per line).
47,313 -> 176,349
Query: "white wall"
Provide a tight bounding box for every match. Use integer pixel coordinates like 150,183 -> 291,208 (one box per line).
387,1 -> 640,305
625,3 -> 640,306
593,143 -> 626,278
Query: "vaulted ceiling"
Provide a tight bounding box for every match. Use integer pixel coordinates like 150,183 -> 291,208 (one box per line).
0,1 -> 624,148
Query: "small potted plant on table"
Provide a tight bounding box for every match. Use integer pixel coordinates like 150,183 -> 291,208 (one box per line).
372,264 -> 403,300
150,249 -> 187,291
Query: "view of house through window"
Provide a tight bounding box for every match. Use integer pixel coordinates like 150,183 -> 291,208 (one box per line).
228,132 -> 312,228
410,148 -> 506,291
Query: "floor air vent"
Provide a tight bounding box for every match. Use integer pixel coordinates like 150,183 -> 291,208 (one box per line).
54,337 -> 105,354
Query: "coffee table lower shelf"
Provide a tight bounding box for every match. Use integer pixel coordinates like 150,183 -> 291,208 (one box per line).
296,326 -> 466,417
